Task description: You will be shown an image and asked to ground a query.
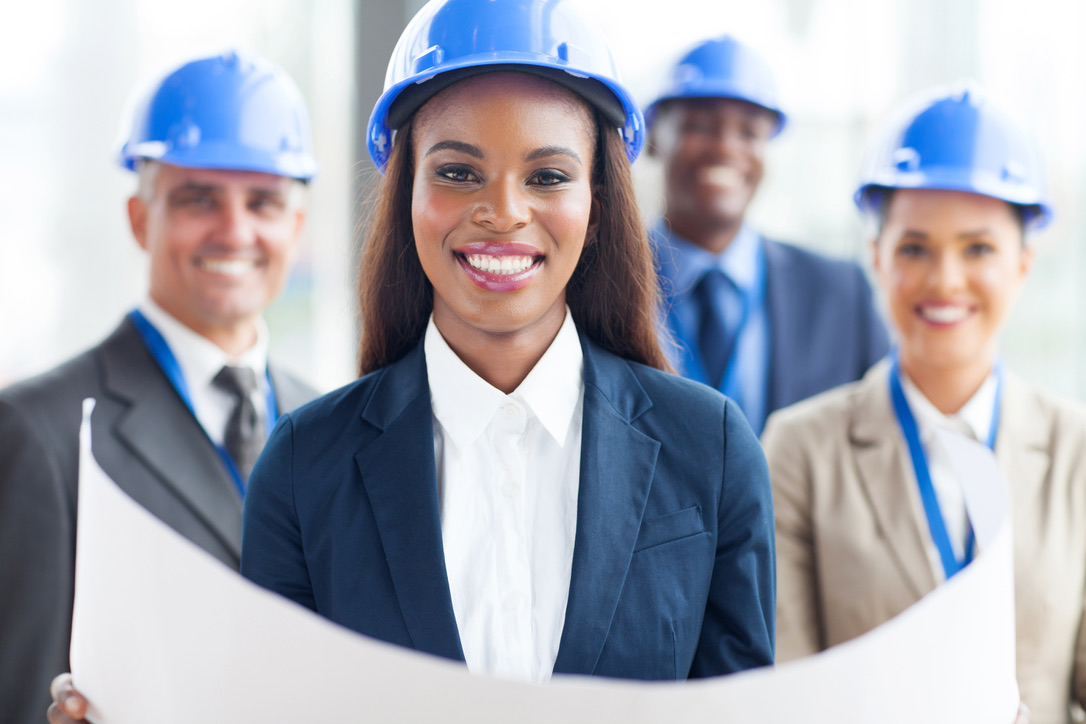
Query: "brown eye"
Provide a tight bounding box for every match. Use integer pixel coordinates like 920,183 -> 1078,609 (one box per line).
436,165 -> 478,183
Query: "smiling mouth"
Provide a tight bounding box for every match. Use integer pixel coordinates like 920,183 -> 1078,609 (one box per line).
453,246 -> 544,292
196,258 -> 260,277
699,166 -> 744,190
917,304 -> 974,325
462,253 -> 538,275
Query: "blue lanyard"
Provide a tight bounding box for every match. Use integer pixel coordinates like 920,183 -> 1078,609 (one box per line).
888,353 -> 1002,579
127,309 -> 279,497
669,241 -> 766,403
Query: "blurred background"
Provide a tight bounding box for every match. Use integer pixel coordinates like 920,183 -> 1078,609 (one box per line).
2,0 -> 1083,398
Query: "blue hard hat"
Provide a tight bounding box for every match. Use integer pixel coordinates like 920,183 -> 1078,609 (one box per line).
645,35 -> 786,136
119,50 -> 318,181
367,0 -> 644,171
855,84 -> 1053,230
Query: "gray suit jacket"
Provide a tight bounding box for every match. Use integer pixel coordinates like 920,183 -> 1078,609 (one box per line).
0,317 -> 317,724
763,361 -> 1086,724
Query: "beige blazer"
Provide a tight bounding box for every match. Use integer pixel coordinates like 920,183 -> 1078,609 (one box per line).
763,361 -> 1086,724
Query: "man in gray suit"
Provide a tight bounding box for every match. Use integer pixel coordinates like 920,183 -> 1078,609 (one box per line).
0,51 -> 320,724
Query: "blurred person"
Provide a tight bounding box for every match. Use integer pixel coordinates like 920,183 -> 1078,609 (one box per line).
48,1 -> 777,719
763,85 -> 1083,723
646,35 -> 889,434
0,50 -> 319,724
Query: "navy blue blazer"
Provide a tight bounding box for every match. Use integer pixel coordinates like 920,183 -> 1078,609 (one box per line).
655,235 -> 890,427
242,331 -> 775,680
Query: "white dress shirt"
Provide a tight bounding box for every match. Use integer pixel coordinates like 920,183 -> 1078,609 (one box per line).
901,371 -> 997,578
138,297 -> 270,447
425,310 -> 584,682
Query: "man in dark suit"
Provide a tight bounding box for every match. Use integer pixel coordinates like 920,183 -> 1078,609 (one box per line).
0,51 -> 320,724
646,36 -> 889,434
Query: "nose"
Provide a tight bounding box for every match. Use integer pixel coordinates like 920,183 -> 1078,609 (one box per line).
214,197 -> 258,248
930,249 -> 967,293
472,176 -> 530,233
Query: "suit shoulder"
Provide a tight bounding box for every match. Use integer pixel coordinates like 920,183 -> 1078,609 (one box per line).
281,365 -> 399,434
763,378 -> 863,442
1012,378 -> 1086,442
766,238 -> 867,278
0,346 -> 103,417
627,361 -> 728,416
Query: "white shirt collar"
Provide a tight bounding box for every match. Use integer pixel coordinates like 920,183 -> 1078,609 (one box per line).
138,296 -> 269,391
900,370 -> 998,445
425,309 -> 584,449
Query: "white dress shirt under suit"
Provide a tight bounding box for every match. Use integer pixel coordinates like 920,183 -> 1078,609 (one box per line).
424,310 -> 583,682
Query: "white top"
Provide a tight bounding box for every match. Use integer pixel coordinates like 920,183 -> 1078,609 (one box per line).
138,297 -> 270,446
901,371 -> 997,575
424,310 -> 584,682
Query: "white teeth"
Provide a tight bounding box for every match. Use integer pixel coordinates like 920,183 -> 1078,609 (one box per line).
465,254 -> 535,275
921,306 -> 970,323
701,166 -> 742,188
198,258 -> 255,276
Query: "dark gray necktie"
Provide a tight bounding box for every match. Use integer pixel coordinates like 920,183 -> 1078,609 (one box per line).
693,268 -> 735,389
212,366 -> 265,484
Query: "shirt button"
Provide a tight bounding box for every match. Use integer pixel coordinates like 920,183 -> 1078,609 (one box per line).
502,402 -> 519,419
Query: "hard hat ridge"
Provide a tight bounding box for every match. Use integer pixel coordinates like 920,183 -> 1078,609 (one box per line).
367,0 -> 644,171
646,35 -> 787,136
118,50 -> 318,181
855,82 -> 1053,230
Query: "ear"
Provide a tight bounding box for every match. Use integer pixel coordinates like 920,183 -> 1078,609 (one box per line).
584,194 -> 601,247
290,205 -> 308,248
1018,241 -> 1035,279
127,196 -> 149,251
869,236 -> 885,278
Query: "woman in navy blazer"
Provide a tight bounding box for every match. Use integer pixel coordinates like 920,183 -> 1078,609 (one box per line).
237,0 -> 774,685
46,2 -> 772,718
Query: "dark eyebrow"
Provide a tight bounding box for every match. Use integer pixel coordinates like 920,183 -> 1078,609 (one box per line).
424,140 -> 483,159
525,145 -> 581,164
900,230 -> 929,239
168,182 -> 220,197
958,229 -> 993,239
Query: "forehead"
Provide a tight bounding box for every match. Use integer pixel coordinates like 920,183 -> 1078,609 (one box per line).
412,72 -> 596,145
885,188 -> 1019,227
661,96 -> 776,124
154,162 -> 294,192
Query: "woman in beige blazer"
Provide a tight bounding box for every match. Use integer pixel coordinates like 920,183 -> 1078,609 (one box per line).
762,85 -> 1086,724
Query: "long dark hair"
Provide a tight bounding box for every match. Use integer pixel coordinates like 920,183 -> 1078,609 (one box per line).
357,89 -> 670,376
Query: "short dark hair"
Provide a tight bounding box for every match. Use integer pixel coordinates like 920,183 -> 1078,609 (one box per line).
356,92 -> 670,376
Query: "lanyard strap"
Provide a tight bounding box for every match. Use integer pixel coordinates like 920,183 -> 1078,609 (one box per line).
127,309 -> 279,497
888,353 -> 1002,579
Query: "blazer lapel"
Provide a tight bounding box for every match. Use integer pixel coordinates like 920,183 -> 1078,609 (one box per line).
849,362 -> 938,598
553,335 -> 660,675
996,372 -> 1051,529
354,343 -> 465,662
100,320 -> 243,558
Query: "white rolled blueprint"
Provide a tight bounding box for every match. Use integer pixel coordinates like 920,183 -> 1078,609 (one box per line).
71,400 -> 1018,723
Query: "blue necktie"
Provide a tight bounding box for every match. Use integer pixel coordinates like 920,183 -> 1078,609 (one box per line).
694,268 -> 734,389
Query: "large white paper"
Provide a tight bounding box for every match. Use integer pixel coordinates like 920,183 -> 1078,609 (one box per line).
72,400 -> 1019,723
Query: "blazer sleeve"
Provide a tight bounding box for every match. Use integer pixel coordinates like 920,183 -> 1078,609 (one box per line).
761,411 -> 824,662
0,399 -> 76,724
690,399 -> 776,676
241,414 -> 317,611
